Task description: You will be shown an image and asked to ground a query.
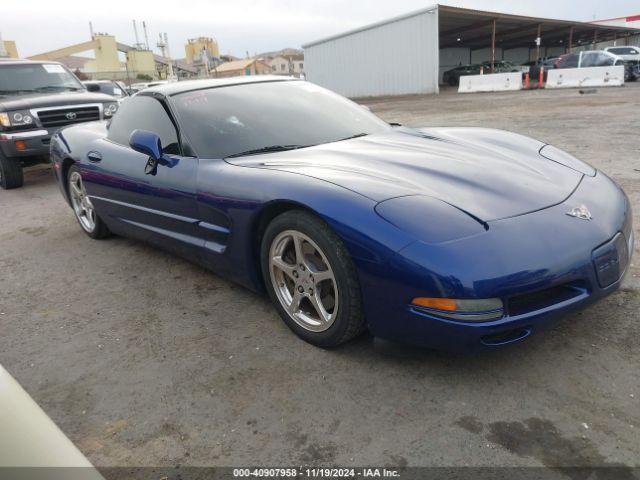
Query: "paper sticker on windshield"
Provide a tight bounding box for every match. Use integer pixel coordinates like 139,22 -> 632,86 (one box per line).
113,88 -> 123,96
42,64 -> 66,74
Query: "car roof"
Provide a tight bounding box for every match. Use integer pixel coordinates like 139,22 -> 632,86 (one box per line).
145,75 -> 297,96
0,59 -> 64,66
580,50 -> 615,55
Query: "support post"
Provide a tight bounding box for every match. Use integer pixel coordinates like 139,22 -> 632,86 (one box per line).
593,29 -> 598,48
491,19 -> 497,72
568,26 -> 573,53
536,24 -> 542,60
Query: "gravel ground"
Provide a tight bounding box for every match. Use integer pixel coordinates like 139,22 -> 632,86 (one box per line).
0,83 -> 638,470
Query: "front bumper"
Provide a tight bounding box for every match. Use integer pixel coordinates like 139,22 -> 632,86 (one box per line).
0,129 -> 54,158
360,171 -> 634,353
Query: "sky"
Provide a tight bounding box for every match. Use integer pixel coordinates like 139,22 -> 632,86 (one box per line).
2,0 -> 638,59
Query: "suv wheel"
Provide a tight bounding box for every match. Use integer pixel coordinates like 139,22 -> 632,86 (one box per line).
0,151 -> 24,189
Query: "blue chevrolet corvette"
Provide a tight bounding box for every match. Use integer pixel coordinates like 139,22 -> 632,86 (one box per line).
50,76 -> 634,352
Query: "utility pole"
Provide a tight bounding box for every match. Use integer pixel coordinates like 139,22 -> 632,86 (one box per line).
202,46 -> 210,77
143,21 -> 150,50
157,33 -> 176,81
164,33 -> 175,79
133,20 -> 141,50
124,61 -> 132,88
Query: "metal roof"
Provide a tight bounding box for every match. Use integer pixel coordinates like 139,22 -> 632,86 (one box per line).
303,4 -> 640,50
215,58 -> 270,72
303,5 -> 438,48
438,5 -> 640,49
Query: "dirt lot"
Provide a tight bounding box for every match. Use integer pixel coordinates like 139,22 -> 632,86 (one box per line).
0,84 -> 638,469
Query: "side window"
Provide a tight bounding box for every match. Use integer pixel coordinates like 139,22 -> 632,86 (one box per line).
580,53 -> 598,68
598,53 -> 615,66
107,95 -> 180,155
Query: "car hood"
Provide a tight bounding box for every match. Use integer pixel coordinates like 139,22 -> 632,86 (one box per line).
227,127 -> 583,222
0,91 -> 115,111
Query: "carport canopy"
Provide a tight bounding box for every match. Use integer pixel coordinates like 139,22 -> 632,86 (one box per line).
439,5 -> 640,54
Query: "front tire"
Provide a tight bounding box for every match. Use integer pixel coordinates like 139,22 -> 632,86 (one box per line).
0,152 -> 24,189
261,210 -> 366,347
67,165 -> 110,239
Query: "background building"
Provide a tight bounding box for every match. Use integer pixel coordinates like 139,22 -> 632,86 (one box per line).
269,53 -> 304,77
26,30 -> 197,82
185,37 -> 221,76
594,14 -> 640,30
593,14 -> 640,46
213,58 -> 272,77
1,38 -> 19,58
303,4 -> 640,97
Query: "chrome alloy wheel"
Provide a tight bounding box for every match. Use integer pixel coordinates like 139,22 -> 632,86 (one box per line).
269,230 -> 339,332
68,171 -> 96,233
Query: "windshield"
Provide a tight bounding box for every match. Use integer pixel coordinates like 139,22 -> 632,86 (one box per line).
0,64 -> 84,95
171,81 -> 391,159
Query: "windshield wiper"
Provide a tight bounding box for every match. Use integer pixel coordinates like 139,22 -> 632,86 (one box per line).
224,145 -> 308,159
34,86 -> 82,92
0,89 -> 36,94
336,133 -> 369,142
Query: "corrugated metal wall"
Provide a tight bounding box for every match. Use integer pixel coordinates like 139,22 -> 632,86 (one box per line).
304,8 -> 440,97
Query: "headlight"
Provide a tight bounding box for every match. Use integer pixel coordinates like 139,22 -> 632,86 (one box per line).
375,195 -> 486,244
103,103 -> 118,117
411,297 -> 504,322
0,110 -> 34,127
12,112 -> 33,125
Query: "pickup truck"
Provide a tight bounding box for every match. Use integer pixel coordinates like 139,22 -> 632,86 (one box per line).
0,59 -> 119,189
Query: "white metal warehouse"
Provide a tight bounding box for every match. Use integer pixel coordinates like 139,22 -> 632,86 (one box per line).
302,4 -> 640,97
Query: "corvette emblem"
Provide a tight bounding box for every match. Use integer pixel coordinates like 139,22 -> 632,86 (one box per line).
566,205 -> 592,221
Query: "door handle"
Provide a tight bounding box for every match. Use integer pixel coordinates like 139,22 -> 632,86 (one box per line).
87,151 -> 102,162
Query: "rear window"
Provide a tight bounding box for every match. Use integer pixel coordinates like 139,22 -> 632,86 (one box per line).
608,47 -> 639,55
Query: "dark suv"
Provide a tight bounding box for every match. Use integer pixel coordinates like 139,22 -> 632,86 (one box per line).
0,59 -> 119,189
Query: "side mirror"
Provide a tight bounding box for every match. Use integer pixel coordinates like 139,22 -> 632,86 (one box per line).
130,130 -> 162,175
86,84 -> 101,92
129,129 -> 162,160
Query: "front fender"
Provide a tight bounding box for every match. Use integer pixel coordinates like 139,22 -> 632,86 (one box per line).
196,159 -> 417,293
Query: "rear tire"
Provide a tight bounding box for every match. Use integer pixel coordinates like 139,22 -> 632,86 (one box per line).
261,210 -> 366,347
67,165 -> 110,239
0,152 -> 24,189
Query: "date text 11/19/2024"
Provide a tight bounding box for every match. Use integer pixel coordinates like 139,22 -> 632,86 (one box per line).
232,467 -> 401,478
